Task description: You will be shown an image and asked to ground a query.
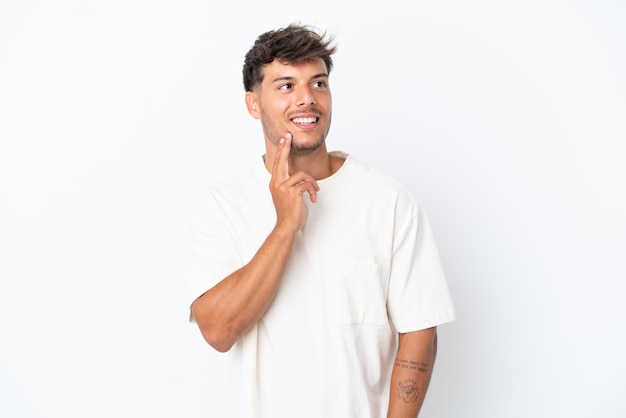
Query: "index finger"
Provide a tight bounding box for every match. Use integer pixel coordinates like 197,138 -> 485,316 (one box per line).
272,132 -> 292,181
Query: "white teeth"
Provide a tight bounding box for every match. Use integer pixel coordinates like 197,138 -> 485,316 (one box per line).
292,117 -> 317,124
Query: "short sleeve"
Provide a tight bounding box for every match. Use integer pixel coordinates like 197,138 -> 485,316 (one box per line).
184,188 -> 240,316
386,207 -> 457,333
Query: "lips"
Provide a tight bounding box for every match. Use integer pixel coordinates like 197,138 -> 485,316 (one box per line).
291,116 -> 318,125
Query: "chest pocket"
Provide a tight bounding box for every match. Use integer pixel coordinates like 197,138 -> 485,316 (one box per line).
334,260 -> 391,326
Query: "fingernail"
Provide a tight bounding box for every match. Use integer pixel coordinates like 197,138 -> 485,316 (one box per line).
279,137 -> 284,145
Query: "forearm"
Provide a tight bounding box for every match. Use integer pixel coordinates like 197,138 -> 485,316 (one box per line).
191,224 -> 296,352
387,328 -> 438,418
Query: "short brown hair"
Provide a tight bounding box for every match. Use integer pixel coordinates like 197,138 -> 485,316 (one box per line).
242,24 -> 336,92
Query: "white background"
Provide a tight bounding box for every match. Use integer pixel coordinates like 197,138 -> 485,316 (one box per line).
1,1 -> 625,417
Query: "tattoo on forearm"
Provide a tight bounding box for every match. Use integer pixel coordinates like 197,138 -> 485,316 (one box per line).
394,358 -> 431,404
398,379 -> 420,403
394,358 -> 429,373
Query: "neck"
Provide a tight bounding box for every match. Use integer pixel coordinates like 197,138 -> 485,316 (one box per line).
263,144 -> 341,180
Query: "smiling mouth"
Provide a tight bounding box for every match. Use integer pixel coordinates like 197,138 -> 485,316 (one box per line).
291,117 -> 318,125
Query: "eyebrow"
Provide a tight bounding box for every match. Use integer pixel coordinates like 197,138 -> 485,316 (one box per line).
271,73 -> 329,84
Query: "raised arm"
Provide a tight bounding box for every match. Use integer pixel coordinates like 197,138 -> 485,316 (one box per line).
190,134 -> 319,352
387,327 -> 438,418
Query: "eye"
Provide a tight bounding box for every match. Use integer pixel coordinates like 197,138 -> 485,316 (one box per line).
278,83 -> 293,90
312,80 -> 327,88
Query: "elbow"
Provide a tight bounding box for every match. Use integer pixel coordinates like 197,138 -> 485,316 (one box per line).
191,300 -> 238,353
191,308 -> 236,353
200,327 -> 236,353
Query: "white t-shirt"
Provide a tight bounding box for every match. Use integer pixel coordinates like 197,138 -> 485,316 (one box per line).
186,153 -> 456,418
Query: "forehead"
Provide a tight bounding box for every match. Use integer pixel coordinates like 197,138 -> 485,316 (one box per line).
261,58 -> 328,83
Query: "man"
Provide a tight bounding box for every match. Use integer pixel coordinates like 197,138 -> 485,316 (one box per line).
186,24 -> 456,417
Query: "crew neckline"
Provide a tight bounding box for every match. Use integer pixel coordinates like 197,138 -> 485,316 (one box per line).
254,151 -> 352,192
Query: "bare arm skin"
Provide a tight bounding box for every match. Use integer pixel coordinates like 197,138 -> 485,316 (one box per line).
387,327 -> 438,418
190,134 -> 319,352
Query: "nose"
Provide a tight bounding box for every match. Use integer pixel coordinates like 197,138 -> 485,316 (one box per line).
297,85 -> 315,106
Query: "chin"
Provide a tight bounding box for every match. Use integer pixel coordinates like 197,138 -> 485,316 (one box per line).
290,137 -> 326,156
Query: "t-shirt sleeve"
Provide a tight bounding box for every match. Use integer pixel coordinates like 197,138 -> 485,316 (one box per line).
386,206 -> 457,333
184,188 -> 240,318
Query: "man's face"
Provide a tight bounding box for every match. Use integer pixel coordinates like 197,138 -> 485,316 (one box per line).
247,58 -> 332,156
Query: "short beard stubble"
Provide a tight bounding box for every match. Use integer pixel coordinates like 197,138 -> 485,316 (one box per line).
260,111 -> 332,157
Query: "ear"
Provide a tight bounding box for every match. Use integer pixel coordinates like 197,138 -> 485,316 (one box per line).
245,91 -> 261,119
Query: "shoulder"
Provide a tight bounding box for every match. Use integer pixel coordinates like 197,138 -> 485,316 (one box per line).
192,165 -> 266,212
333,153 -> 423,222
346,154 -> 418,201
